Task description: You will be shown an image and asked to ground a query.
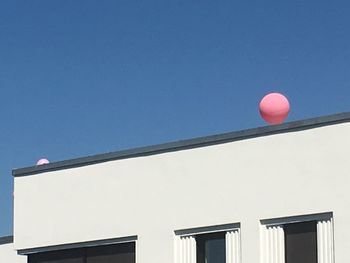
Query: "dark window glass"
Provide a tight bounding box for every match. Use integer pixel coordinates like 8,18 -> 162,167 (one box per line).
284,221 -> 317,263
197,232 -> 226,263
28,248 -> 84,263
86,242 -> 135,263
29,242 -> 135,263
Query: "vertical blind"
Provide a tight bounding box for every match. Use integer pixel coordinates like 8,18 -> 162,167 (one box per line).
175,229 -> 241,263
317,219 -> 334,263
225,230 -> 241,263
175,235 -> 196,263
261,225 -> 285,263
261,217 -> 334,263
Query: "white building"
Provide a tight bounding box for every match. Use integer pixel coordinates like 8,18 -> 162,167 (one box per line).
0,237 -> 26,263
2,112 -> 350,263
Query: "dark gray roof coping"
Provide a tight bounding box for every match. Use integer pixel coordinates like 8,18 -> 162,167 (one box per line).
12,112 -> 350,178
0,236 -> 13,245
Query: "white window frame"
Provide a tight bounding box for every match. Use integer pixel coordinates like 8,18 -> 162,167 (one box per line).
260,212 -> 334,263
174,223 -> 241,263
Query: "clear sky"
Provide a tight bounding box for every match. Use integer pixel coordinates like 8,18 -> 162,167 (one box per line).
1,0 -> 350,236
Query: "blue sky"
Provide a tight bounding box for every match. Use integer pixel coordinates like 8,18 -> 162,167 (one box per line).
1,1 -> 350,236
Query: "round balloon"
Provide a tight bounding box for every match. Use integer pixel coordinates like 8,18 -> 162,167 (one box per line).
37,158 -> 50,165
259,93 -> 290,124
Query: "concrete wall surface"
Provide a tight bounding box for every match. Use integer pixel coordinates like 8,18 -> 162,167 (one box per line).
0,243 -> 26,263
14,122 -> 350,262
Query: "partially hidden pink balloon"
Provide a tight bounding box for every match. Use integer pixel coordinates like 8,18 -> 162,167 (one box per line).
37,158 -> 50,165
259,93 -> 290,124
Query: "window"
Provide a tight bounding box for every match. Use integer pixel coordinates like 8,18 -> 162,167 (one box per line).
29,248 -> 84,263
196,232 -> 225,263
86,242 -> 135,263
175,224 -> 241,263
28,242 -> 135,263
284,221 -> 317,263
261,213 -> 334,263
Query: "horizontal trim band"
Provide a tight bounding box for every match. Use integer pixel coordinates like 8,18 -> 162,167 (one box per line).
175,222 -> 240,236
260,212 -> 333,226
17,235 -> 137,255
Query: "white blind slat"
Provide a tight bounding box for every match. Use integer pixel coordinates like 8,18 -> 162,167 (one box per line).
225,230 -> 241,263
261,225 -> 285,263
176,236 -> 196,263
317,219 -> 334,263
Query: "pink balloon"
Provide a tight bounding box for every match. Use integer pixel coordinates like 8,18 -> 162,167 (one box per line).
37,158 -> 50,165
259,93 -> 290,124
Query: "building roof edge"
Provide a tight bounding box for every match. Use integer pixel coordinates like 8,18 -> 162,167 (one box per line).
12,112 -> 350,177
0,236 -> 13,245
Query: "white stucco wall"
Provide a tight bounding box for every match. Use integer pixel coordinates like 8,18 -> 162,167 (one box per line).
14,122 -> 350,262
0,243 -> 26,263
